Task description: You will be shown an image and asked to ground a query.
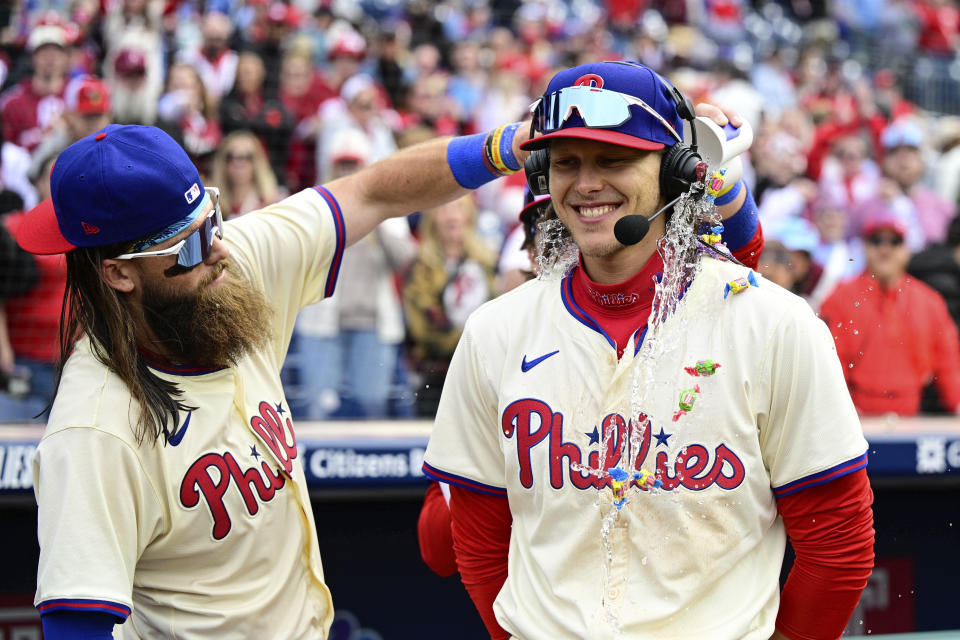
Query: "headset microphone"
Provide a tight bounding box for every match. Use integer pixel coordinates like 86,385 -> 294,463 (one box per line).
613,195 -> 683,246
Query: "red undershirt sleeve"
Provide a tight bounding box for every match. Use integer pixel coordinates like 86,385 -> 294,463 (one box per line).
776,468 -> 875,639
417,481 -> 458,578
731,221 -> 765,271
449,485 -> 512,640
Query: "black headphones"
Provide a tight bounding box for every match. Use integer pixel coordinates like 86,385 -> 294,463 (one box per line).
523,70 -> 703,202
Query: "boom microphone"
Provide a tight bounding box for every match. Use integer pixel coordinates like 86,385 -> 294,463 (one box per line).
614,195 -> 683,246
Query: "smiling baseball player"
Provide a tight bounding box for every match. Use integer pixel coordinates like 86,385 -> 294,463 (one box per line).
423,61 -> 874,639
16,119 -> 530,638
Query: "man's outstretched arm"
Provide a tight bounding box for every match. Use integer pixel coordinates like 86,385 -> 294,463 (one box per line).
326,123 -> 530,246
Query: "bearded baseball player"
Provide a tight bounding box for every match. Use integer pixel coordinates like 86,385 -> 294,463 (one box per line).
16,120 -> 529,638
423,61 -> 874,639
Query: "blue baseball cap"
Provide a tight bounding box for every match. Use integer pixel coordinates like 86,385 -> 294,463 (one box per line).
520,61 -> 684,152
16,124 -> 207,255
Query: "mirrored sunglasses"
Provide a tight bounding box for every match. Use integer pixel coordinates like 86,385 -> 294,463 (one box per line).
115,187 -> 223,268
530,86 -> 682,142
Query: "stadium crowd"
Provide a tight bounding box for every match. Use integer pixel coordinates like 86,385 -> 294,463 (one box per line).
0,0 -> 958,421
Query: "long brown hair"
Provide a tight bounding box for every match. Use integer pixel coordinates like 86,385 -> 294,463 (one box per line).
56,245 -> 193,444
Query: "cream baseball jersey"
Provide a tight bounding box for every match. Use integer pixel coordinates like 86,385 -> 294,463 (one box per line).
424,255 -> 868,639
33,186 -> 346,638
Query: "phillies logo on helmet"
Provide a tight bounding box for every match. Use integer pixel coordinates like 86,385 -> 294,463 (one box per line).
574,74 -> 604,88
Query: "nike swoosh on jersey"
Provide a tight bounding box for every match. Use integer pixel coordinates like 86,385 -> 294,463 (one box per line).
521,350 -> 559,372
169,411 -> 192,446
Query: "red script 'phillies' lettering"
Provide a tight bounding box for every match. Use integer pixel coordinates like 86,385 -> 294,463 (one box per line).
250,401 -> 297,474
180,453 -> 286,539
501,399 -> 745,492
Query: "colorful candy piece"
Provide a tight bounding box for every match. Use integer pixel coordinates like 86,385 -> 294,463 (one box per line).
672,384 -> 701,422
700,223 -> 725,245
633,469 -> 663,491
684,360 -> 722,377
723,271 -> 759,299
705,168 -> 728,200
608,467 -> 629,509
606,467 -> 663,508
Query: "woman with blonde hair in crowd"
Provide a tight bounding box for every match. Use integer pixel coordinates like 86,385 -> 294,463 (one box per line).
208,130 -> 282,218
403,195 -> 497,417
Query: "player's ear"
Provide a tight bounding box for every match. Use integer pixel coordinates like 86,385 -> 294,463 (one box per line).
101,258 -> 137,293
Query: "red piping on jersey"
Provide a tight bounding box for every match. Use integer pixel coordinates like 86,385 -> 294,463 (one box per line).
422,462 -> 508,497
312,185 -> 346,298
773,451 -> 868,498
560,276 -> 616,349
37,599 -> 131,620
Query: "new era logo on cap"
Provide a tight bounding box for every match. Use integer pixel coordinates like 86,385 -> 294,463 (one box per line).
185,183 -> 201,205
81,221 -> 100,235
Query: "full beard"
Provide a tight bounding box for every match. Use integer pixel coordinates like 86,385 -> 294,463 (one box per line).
140,261 -> 273,367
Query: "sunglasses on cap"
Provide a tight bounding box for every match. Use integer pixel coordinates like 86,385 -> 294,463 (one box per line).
530,86 -> 682,142
865,233 -> 904,247
115,187 -> 223,267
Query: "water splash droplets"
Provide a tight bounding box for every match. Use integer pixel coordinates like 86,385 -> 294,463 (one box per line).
534,218 -> 578,280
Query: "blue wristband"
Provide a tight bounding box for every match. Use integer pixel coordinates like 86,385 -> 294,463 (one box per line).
720,183 -> 758,251
714,179 -> 743,206
499,123 -> 522,172
447,132 -> 498,189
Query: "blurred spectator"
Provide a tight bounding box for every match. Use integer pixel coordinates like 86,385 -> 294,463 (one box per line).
375,31 -> 407,111
817,132 -> 881,215
755,129 -> 814,229
279,49 -> 335,192
934,117 -> 960,207
770,216 -> 828,307
909,213 -> 960,331
1,209 -> 64,421
0,224 -> 39,406
1,128 -> 37,212
220,49 -> 294,185
912,0 -> 960,57
811,192 -> 865,297
880,118 -> 956,245
108,47 -> 158,124
316,74 -> 397,183
400,74 -> 460,136
756,239 -> 795,289
291,128 -> 416,419
102,0 -> 164,124
250,2 -> 304,97
208,130 -> 282,219
156,62 -> 222,173
29,75 -> 110,186
324,29 -> 368,95
403,195 -> 496,417
0,22 -> 68,152
749,47 -> 798,120
175,11 -> 238,107
447,40 -> 486,126
820,214 -> 960,416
